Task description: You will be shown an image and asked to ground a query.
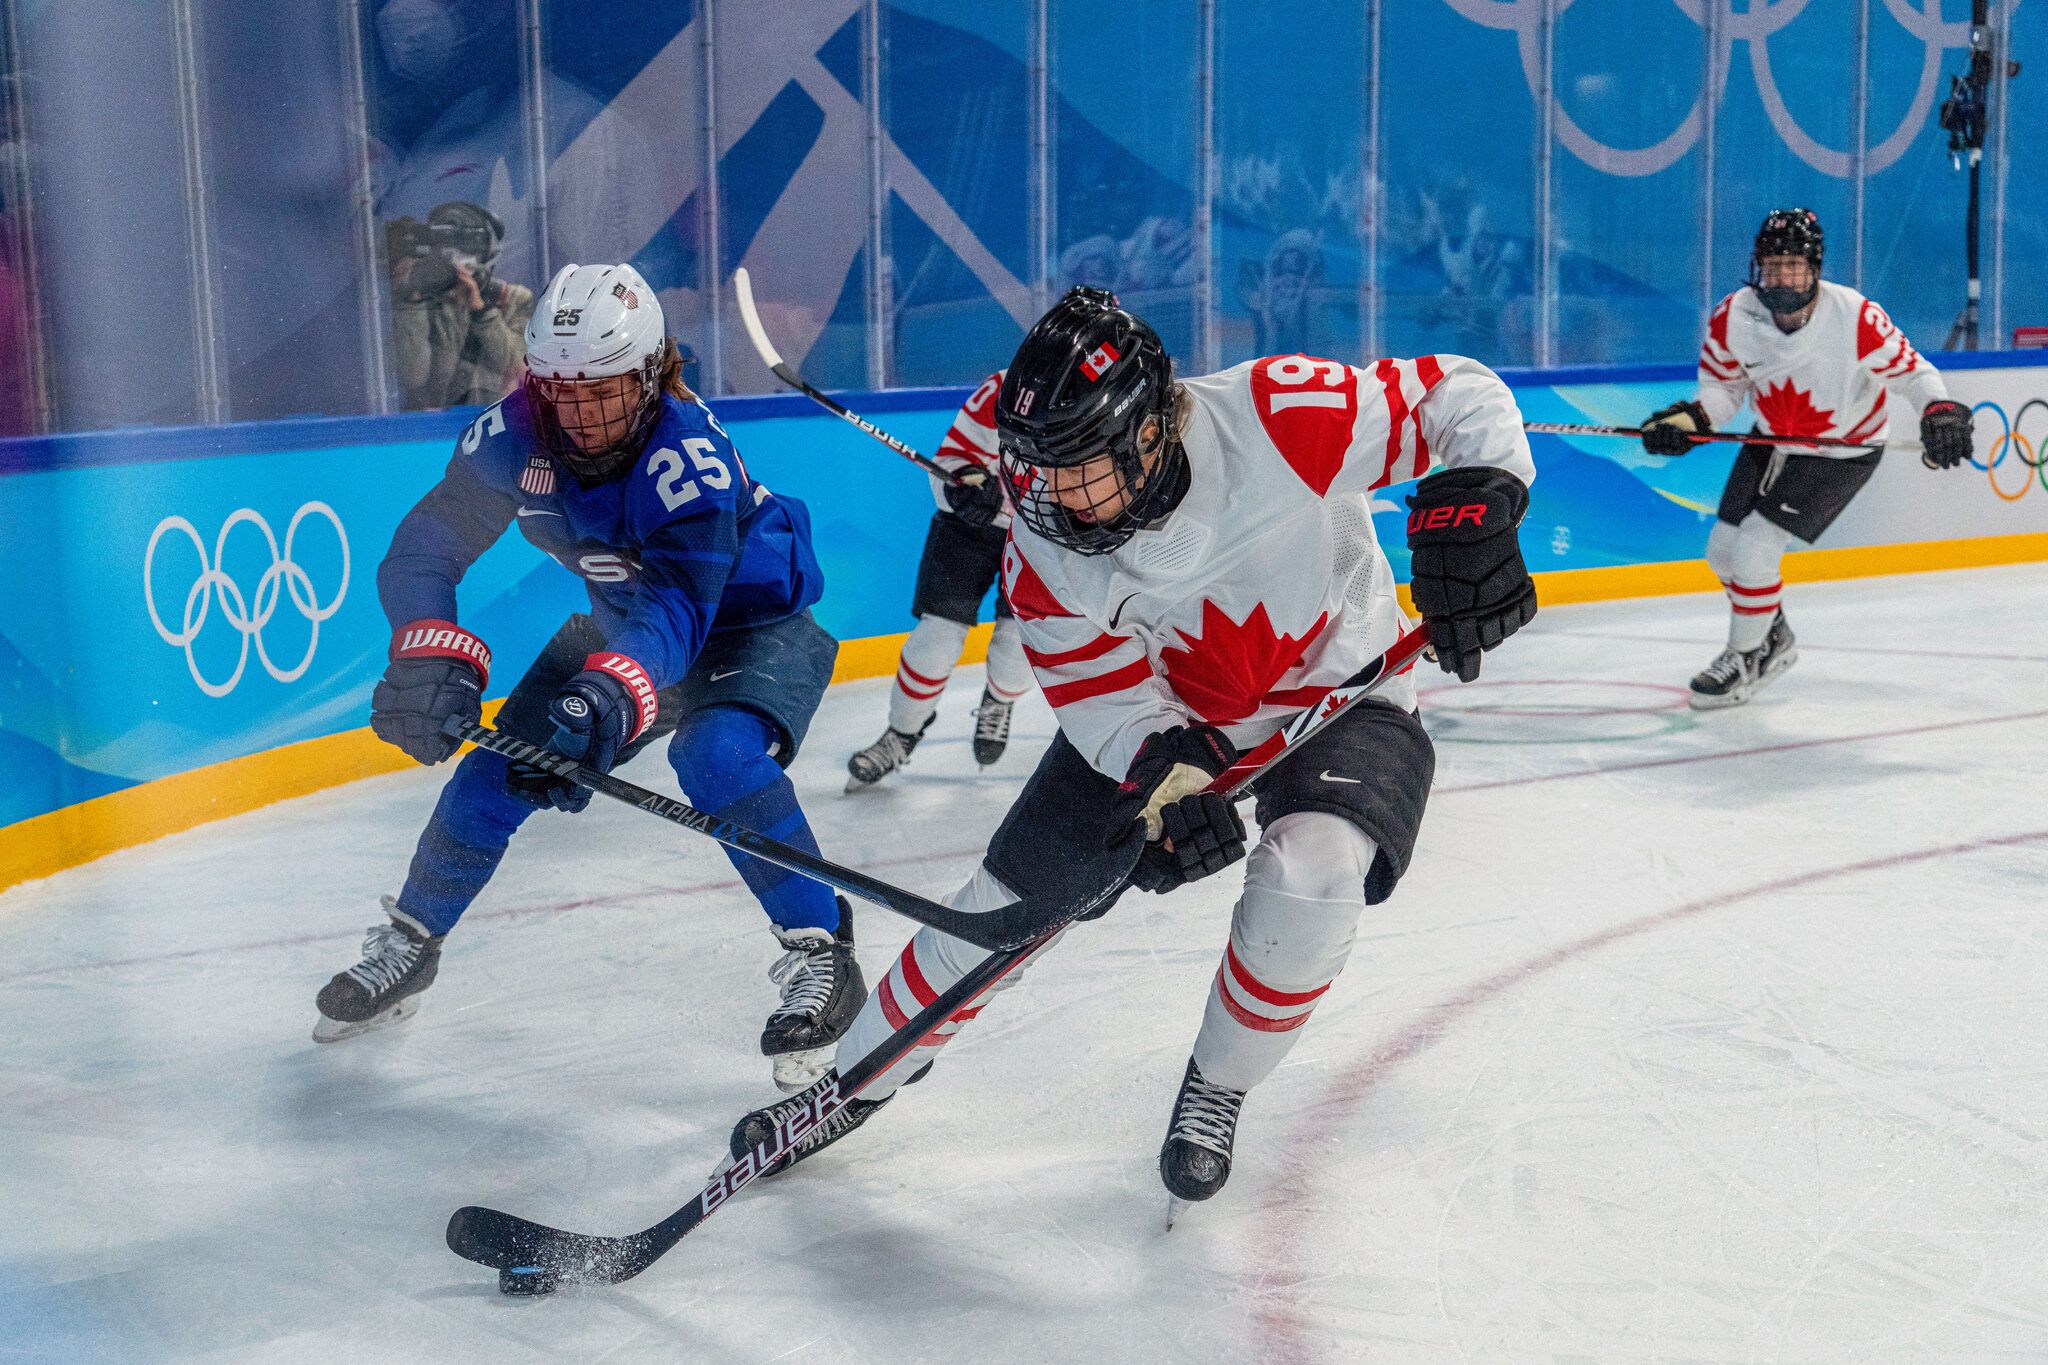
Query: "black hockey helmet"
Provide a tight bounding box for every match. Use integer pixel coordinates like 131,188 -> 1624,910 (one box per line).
1748,208 -> 1824,314
996,286 -> 1183,555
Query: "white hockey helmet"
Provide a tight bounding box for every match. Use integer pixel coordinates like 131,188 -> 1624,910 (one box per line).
523,263 -> 670,482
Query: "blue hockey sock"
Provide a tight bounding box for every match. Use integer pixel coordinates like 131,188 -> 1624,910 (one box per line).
394,748 -> 537,937
670,706 -> 841,934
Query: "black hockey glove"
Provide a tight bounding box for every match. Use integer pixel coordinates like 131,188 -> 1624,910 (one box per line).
506,653 -> 653,813
370,621 -> 490,765
942,469 -> 1004,527
1640,399 -> 1709,456
1130,791 -> 1248,894
1919,399 -> 1974,470
1405,465 -> 1537,684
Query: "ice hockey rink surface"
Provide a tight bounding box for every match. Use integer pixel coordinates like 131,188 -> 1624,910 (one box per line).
5,565 -> 2046,1364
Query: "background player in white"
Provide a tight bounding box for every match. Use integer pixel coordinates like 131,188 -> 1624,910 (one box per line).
1639,208 -> 1975,708
727,287 -> 1538,1214
844,371 -> 1033,789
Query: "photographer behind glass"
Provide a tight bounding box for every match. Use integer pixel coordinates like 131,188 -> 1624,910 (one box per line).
385,201 -> 534,410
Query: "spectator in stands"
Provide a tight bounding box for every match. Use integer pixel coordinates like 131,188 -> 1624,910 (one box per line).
387,200 -> 533,410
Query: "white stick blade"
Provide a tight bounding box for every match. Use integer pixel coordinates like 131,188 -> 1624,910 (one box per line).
732,268 -> 786,371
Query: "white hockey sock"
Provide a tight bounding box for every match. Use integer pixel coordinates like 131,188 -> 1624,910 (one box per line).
1713,512 -> 1793,652
1190,812 -> 1374,1093
984,616 -> 1032,702
888,615 -> 972,733
832,862 -> 1063,1099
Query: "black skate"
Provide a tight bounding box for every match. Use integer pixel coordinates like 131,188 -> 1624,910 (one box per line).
313,900 -> 444,1043
762,899 -> 866,1092
971,686 -> 1014,767
1760,610 -> 1798,681
844,717 -> 932,792
1160,1059 -> 1246,1227
722,1069 -> 891,1180
1688,644 -> 1764,710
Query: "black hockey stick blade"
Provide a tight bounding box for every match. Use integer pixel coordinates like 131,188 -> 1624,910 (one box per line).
444,843 -> 1139,1291
441,718 -> 1029,951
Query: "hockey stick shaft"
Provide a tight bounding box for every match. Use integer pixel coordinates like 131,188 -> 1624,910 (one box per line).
732,267 -> 966,484
444,623 -> 1430,1287
1523,420 -> 1881,453
442,717 -> 1026,952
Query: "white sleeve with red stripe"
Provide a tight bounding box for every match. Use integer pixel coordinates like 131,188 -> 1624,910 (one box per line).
927,369 -> 1006,513
1002,536 -> 1187,778
1852,295 -> 1947,412
1696,293 -> 1753,429
1317,353 -> 1534,494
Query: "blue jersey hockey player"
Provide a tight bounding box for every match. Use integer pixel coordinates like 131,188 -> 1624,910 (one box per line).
314,263 -> 864,1092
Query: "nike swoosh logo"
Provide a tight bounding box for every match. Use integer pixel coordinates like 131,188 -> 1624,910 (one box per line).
1319,770 -> 1361,785
516,507 -> 562,519
1778,504 -> 1800,514
709,669 -> 743,682
1108,593 -> 1140,630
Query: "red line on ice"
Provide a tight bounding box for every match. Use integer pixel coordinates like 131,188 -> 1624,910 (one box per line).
1247,826 -> 2048,1364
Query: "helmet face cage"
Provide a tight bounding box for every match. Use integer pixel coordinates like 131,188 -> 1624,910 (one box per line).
1748,208 -> 1824,315
1002,409 -> 1180,555
525,354 -> 662,484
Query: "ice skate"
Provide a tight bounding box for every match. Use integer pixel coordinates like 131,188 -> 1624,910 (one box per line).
1759,610 -> 1798,682
1160,1059 -> 1246,1227
970,686 -> 1014,767
313,900 -> 445,1043
844,717 -> 931,792
762,899 -> 866,1092
1688,644 -> 1766,709
720,1069 -> 892,1180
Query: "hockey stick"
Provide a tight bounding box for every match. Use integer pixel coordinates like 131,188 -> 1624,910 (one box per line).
1523,420 -> 1882,454
443,717 -> 1041,953
732,267 -> 967,484
444,622 -> 1430,1293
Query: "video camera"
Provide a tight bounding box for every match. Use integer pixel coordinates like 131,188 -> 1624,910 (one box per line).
383,214 -> 498,300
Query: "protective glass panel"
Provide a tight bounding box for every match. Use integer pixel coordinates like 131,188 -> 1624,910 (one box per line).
1999,0 -> 2046,342
1376,2 -> 1539,367
1050,0 -> 1199,364
1213,1 -> 1366,370
883,1 -> 1033,388
1550,0 -> 1708,365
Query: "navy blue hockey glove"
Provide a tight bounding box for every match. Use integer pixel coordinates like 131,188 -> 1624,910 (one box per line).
1130,791 -> 1248,894
1640,400 -> 1709,456
1919,399 -> 1973,470
506,653 -> 656,813
371,621 -> 490,765
942,468 -> 1004,527
1405,465 -> 1536,683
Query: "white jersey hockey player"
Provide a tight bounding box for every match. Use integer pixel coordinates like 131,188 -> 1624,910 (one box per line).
727,287 -> 1540,1217
844,371 -> 1033,789
1640,208 -> 1975,707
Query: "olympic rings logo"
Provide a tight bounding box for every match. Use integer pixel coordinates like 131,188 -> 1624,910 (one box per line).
144,503 -> 351,698
1442,0 -> 1971,178
1969,400 -> 2048,502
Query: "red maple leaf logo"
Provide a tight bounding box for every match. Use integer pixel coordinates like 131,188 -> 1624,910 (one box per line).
1158,600 -> 1327,725
1754,380 -> 1835,439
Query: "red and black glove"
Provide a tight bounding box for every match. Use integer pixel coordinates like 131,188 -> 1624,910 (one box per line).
1110,725 -> 1247,894
506,653 -> 658,813
1405,465 -> 1537,683
1919,399 -> 1974,470
371,620 -> 490,765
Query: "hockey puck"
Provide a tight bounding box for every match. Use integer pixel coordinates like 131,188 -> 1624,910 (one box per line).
498,1265 -> 560,1297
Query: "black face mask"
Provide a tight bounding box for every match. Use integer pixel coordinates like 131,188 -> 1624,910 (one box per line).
1754,281 -> 1818,315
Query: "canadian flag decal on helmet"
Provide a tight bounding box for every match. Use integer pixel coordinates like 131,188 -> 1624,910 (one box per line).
1081,343 -> 1120,381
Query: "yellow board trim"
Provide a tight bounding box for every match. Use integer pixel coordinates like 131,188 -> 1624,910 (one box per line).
6,531 -> 2046,893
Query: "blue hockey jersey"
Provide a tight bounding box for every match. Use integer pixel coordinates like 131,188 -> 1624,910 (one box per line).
378,387 -> 824,687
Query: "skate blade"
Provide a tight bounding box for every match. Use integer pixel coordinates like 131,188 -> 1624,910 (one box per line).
1687,688 -> 1750,711
311,994 -> 420,1043
1762,646 -> 1799,680
1165,1196 -> 1192,1231
843,772 -> 883,794
770,1046 -> 832,1094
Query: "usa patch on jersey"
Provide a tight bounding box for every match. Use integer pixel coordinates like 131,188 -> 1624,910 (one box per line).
519,456 -> 556,496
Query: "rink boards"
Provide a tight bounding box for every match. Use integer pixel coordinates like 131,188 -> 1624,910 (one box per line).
2,355 -> 2044,887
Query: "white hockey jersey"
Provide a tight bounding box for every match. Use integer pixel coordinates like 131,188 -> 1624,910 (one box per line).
1695,282 -> 1948,457
926,369 -> 1012,530
1003,353 -> 1536,779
